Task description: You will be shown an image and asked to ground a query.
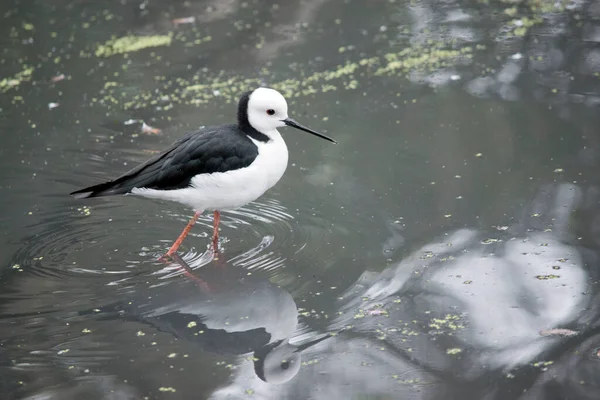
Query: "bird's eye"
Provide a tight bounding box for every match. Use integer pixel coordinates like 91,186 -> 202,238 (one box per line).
266,109 -> 275,116
280,360 -> 291,370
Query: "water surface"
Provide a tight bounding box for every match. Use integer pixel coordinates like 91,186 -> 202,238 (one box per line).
2,0 -> 600,399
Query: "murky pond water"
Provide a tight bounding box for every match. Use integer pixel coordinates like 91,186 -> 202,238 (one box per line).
2,0 -> 600,399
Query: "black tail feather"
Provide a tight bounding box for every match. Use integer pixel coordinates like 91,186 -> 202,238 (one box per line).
69,180 -> 130,199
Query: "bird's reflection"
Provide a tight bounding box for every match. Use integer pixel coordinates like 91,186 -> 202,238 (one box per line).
212,183 -> 598,400
91,243 -> 333,385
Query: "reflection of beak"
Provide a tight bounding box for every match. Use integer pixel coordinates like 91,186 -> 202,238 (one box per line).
293,332 -> 337,353
283,118 -> 337,144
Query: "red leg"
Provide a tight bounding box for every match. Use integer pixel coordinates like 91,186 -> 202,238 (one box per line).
169,253 -> 211,293
160,211 -> 202,260
212,210 -> 221,249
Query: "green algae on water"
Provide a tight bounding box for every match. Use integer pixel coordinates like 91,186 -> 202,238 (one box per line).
95,33 -> 173,57
0,66 -> 34,93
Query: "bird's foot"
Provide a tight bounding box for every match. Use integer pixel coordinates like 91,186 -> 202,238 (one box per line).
158,253 -> 172,263
158,247 -> 178,262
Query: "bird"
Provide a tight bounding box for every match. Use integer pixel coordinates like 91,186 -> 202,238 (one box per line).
70,87 -> 336,259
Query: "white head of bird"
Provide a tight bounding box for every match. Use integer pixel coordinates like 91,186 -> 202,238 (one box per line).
242,87 -> 337,143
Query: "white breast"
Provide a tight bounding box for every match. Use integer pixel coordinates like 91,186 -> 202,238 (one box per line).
131,130 -> 289,211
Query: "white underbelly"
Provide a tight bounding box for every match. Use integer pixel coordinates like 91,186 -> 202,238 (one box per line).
131,134 -> 289,211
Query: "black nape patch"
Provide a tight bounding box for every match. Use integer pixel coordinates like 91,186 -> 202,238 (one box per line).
237,90 -> 270,143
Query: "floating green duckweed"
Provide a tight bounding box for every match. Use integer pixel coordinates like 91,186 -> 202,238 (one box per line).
95,33 -> 173,57
88,33 -> 481,111
77,206 -> 91,216
376,45 -> 471,76
535,274 -> 560,280
532,360 -> 554,368
429,314 -> 465,331
0,66 -> 34,93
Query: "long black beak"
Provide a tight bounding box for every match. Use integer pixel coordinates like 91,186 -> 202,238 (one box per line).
283,118 -> 337,144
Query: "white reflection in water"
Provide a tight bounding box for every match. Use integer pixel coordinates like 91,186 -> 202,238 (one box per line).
210,183 -> 590,399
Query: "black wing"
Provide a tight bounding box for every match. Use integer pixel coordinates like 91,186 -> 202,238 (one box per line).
70,124 -> 258,198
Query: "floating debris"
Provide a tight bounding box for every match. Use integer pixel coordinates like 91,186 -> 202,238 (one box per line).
482,238 -> 500,244
158,387 -> 177,393
172,17 -> 196,26
48,102 -> 59,110
50,74 -> 65,83
446,348 -> 462,355
142,122 -> 162,135
187,321 -> 197,328
540,328 -> 578,337
81,328 -> 92,333
368,308 -> 388,316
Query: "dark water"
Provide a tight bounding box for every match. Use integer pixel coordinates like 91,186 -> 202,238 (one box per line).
2,0 -> 600,399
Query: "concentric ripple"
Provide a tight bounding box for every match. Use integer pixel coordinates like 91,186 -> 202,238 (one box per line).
6,200 -> 131,280
7,197 -> 296,280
